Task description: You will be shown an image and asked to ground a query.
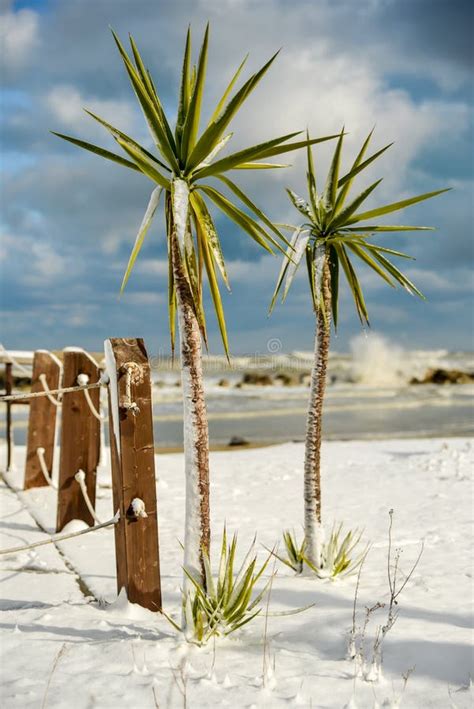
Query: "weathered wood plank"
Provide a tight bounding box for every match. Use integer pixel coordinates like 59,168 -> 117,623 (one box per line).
24,351 -> 62,490
105,337 -> 161,611
5,363 -> 13,471
56,348 -> 101,532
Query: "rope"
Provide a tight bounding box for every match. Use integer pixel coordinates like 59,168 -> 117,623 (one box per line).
77,374 -> 108,422
0,511 -> 120,557
0,343 -> 31,375
75,470 -> 101,524
36,447 -> 57,489
0,381 -> 102,403
122,364 -> 140,416
39,374 -> 62,407
84,387 -> 108,421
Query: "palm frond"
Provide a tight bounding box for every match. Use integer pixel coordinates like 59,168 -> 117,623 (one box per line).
208,53 -> 248,125
52,26 -> 340,356
50,131 -> 140,172
120,187 -> 163,293
323,128 -> 344,210
330,179 -> 383,230
186,50 -> 281,172
198,184 -> 276,254
272,128 -> 449,327
334,127 -> 373,211
111,29 -> 180,173
181,24 -> 209,159
83,108 -> 171,172
193,131 -> 302,179
346,188 -> 451,225
176,26 -> 192,152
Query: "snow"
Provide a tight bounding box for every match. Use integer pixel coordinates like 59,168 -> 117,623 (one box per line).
0,438 -> 473,708
104,339 -> 121,455
130,497 -> 148,519
179,357 -> 203,592
314,240 -> 325,296
62,346 -> 85,353
171,178 -> 189,258
60,518 -> 90,534
196,132 -> 233,170
282,227 -> 310,299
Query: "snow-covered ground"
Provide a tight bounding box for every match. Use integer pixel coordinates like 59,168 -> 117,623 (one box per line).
0,438 -> 473,708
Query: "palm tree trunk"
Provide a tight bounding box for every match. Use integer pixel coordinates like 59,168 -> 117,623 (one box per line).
304,247 -> 332,568
168,190 -> 210,591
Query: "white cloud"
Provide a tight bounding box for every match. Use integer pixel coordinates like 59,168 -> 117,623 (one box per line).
404,267 -> 474,294
135,259 -> 169,277
225,255 -> 284,288
225,43 -> 468,208
45,85 -> 136,137
126,292 -> 164,305
0,231 -> 68,287
101,231 -> 126,256
30,241 -> 65,279
0,6 -> 39,71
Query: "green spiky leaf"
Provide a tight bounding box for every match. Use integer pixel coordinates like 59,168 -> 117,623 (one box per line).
330,179 -> 383,230
328,244 -> 339,329
121,187 -> 163,293
51,131 -> 140,171
346,188 -> 451,225
186,50 -> 281,172
208,53 -> 248,125
323,129 -> 344,210
181,24 -> 209,158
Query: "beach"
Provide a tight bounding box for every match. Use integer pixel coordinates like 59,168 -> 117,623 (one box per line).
1,438 -> 472,708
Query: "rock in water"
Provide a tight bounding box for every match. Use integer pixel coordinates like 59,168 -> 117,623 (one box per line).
228,436 -> 249,447
274,372 -> 300,386
242,372 -> 273,386
410,368 -> 474,385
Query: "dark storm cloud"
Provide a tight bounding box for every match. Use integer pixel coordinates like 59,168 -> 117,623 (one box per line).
380,0 -> 474,70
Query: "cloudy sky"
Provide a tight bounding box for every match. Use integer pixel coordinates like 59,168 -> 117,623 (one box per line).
1,0 -> 473,357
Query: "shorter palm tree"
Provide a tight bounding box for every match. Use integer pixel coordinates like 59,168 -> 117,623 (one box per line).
271,128 -> 449,571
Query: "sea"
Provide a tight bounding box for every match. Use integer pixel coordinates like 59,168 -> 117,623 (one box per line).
3,336 -> 473,449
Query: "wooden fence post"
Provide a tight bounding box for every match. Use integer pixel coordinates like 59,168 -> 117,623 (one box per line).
56,348 -> 101,532
24,350 -> 62,490
104,337 -> 161,612
5,363 -> 13,471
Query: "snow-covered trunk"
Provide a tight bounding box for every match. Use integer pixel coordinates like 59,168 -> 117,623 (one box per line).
304,246 -> 332,568
168,185 -> 210,596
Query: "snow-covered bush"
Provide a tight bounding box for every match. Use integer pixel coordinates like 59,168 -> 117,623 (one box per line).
275,524 -> 368,579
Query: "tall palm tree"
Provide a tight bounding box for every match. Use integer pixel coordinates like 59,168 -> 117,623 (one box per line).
271,129 -> 449,569
52,26 -> 336,588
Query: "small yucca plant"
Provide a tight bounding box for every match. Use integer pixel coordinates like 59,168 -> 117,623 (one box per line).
275,525 -> 368,579
181,528 -> 272,644
278,530 -> 306,574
